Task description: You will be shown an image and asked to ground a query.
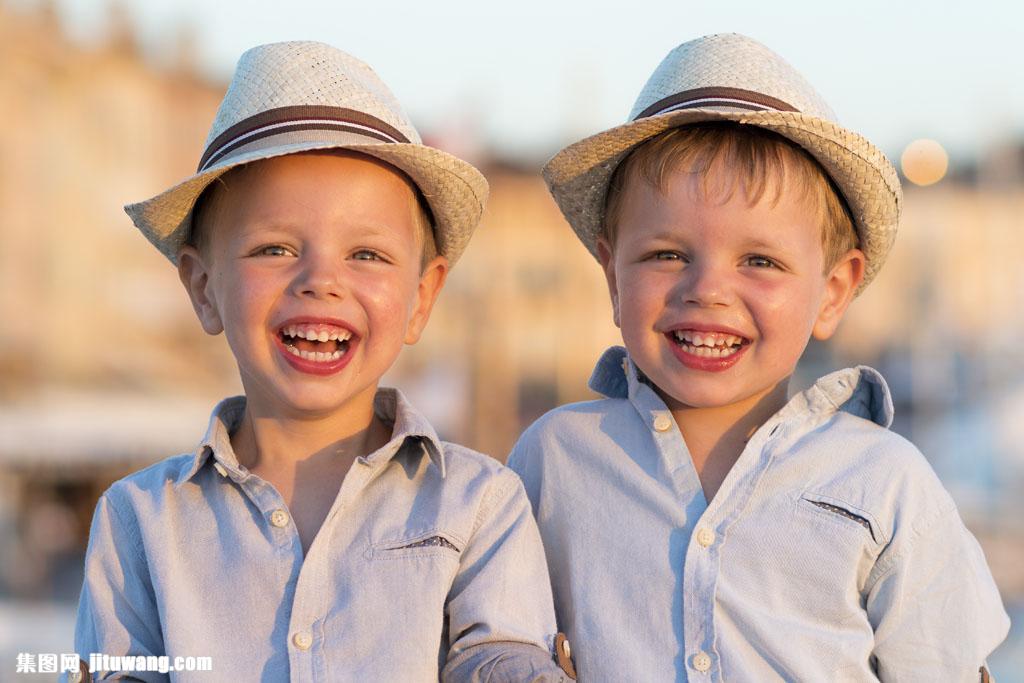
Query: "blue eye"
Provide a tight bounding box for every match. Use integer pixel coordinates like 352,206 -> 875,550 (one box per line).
650,251 -> 685,261
352,249 -> 384,262
745,255 -> 777,268
254,244 -> 294,257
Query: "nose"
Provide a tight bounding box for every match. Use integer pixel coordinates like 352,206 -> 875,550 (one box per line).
290,251 -> 347,300
681,260 -> 734,308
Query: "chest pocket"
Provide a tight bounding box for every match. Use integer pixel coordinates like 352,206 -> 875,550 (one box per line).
798,493 -> 884,545
365,529 -> 464,562
798,493 -> 880,540
788,491 -> 886,605
722,490 -> 885,627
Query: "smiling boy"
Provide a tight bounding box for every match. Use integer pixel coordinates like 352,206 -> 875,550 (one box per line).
70,42 -> 570,682
509,34 -> 1008,680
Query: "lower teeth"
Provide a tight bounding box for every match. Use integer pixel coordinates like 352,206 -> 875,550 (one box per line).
285,345 -> 344,362
681,343 -> 737,358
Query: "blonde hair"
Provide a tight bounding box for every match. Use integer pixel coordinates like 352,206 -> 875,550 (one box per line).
604,122 -> 857,271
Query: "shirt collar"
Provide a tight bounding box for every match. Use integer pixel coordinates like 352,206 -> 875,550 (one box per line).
176,396 -> 247,486
588,346 -> 634,400
588,345 -> 894,429
176,388 -> 446,487
782,365 -> 894,428
367,387 -> 446,477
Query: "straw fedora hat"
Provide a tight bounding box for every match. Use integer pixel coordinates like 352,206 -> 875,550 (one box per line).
544,33 -> 901,291
126,41 -> 488,266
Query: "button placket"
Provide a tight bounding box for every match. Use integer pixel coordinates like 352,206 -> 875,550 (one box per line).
292,631 -> 313,650
270,508 -> 290,528
652,413 -> 673,432
684,514 -> 720,680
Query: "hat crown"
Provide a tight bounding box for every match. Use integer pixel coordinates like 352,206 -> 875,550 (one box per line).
628,33 -> 836,122
205,41 -> 421,150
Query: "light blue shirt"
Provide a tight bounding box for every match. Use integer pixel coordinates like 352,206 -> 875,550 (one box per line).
71,389 -> 568,682
509,346 -> 1009,682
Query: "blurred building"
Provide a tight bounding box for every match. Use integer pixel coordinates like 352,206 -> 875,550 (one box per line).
0,2 -> 1022,614
0,2 -> 229,600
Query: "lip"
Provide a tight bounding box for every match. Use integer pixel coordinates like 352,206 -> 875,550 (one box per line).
273,316 -> 359,376
663,322 -> 751,373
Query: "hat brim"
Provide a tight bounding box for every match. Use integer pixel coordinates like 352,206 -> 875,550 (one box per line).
542,108 -> 901,292
125,137 -> 488,266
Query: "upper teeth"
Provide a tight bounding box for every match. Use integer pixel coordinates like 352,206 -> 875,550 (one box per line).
672,330 -> 742,347
282,325 -> 352,342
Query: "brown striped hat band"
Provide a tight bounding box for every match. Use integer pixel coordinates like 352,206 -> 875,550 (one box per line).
197,104 -> 411,172
634,86 -> 799,120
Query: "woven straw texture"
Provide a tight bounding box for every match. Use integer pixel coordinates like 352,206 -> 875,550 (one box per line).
543,33 -> 901,292
125,41 -> 488,266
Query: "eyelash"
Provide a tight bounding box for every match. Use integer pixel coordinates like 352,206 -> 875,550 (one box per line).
253,244 -> 294,257
650,250 -> 686,262
745,255 -> 779,268
352,249 -> 387,262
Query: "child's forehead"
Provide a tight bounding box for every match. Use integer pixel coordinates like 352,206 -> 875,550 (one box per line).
619,162 -> 824,249
229,151 -> 417,194
209,153 -> 418,219
195,152 -> 426,252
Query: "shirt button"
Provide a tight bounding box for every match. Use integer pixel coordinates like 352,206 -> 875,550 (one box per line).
270,509 -> 290,528
653,413 -> 672,432
693,651 -> 712,672
293,631 -> 313,650
696,528 -> 716,548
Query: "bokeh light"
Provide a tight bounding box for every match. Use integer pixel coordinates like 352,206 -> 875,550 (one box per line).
901,138 -> 949,186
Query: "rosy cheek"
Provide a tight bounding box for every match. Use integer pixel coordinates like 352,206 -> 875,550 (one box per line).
354,274 -> 413,322
745,277 -> 795,312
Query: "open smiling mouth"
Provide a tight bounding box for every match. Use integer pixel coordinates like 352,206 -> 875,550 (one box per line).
669,330 -> 750,358
279,324 -> 353,362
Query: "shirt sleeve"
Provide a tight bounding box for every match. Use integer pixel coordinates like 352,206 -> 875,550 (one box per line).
441,468 -> 569,682
71,490 -> 167,682
865,502 -> 1010,682
506,424 -> 542,514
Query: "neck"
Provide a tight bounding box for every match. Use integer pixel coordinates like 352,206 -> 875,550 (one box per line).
662,378 -> 790,501
230,389 -> 391,473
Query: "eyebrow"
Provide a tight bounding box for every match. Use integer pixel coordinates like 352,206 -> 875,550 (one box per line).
641,231 -> 685,244
740,237 -> 787,252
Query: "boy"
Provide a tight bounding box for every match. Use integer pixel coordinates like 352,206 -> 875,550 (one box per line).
70,41 -> 572,682
509,33 -> 1009,681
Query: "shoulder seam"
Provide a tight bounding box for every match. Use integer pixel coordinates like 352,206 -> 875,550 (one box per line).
866,498 -> 959,589
101,487 -> 149,568
471,469 -> 520,538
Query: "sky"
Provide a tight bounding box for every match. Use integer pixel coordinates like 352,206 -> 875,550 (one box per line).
40,0 -> 1024,163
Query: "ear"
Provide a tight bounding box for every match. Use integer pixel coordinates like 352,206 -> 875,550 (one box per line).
596,237 -> 621,328
404,255 -> 449,345
177,246 -> 224,335
812,248 -> 865,340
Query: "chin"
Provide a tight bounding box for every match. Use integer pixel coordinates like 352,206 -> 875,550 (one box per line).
281,391 -> 363,417
664,389 -> 735,410
650,373 -> 744,411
